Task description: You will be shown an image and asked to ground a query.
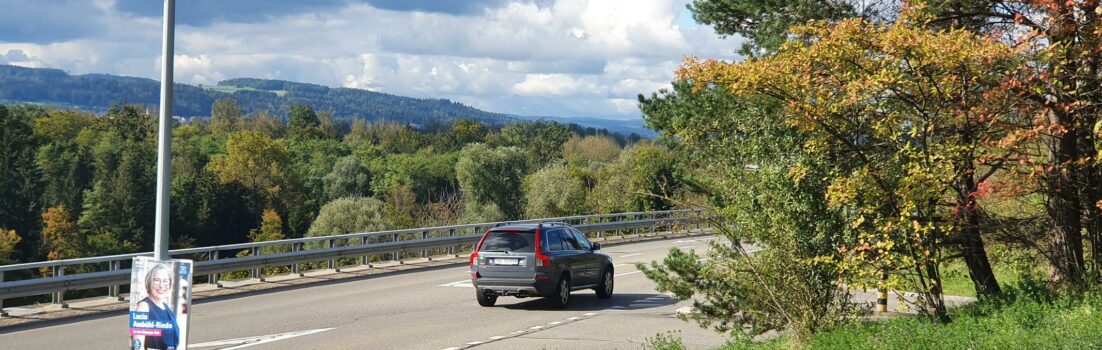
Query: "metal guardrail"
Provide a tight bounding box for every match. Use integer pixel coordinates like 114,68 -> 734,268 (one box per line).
0,209 -> 709,315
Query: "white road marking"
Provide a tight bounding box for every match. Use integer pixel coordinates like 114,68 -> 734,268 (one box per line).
619,253 -> 643,258
437,279 -> 473,288
566,317 -> 581,321
442,347 -> 461,350
583,312 -> 598,316
672,238 -> 714,243
615,270 -> 642,277
190,328 -> 333,349
549,321 -> 562,325
678,246 -> 694,250
614,263 -> 630,267
490,336 -> 507,340
466,341 -> 484,345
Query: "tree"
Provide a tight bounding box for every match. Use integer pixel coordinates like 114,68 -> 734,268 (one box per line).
435,118 -> 487,151
33,109 -> 96,217
170,169 -> 254,247
206,131 -> 293,212
524,164 -> 588,218
242,110 -> 285,138
369,152 -> 459,203
640,80 -> 855,342
209,98 -> 243,134
455,144 -> 528,220
76,106 -> 159,253
41,205 -> 81,261
383,183 -> 417,229
687,0 -> 887,55
489,120 -> 571,169
679,13 -> 1026,316
288,104 -> 320,129
249,208 -> 286,255
308,197 -> 387,237
323,155 -> 372,201
911,0 -> 1102,287
0,228 -> 21,265
590,143 -> 681,213
0,105 -> 42,259
563,134 -> 621,165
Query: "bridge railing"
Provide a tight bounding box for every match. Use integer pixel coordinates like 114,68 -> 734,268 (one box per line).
0,209 -> 710,315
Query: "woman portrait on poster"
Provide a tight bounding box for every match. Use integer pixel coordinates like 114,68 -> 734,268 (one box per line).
134,263 -> 180,350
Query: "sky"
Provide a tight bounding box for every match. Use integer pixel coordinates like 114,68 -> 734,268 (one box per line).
0,0 -> 742,120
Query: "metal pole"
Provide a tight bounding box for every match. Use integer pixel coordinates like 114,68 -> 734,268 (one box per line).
0,271 -> 6,317
153,0 -> 175,261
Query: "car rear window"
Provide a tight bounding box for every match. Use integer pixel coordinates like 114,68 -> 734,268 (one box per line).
479,230 -> 535,253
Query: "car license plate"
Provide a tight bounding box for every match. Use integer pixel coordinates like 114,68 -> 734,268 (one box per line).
493,258 -> 520,266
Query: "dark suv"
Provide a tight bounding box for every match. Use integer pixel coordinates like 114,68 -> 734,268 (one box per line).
469,222 -> 614,308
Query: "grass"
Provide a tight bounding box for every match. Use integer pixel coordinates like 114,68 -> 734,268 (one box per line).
716,286 -> 1102,350
939,260 -> 1025,298
202,84 -> 288,97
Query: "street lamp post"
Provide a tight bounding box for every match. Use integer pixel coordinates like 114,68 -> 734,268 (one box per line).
154,0 -> 175,261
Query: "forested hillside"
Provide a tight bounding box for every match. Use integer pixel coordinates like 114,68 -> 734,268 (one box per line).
0,65 -> 652,137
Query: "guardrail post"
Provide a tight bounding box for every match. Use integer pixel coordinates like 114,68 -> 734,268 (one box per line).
210,250 -> 221,287
448,228 -> 456,257
292,243 -> 303,276
0,271 -> 6,317
695,210 -> 702,232
52,266 -> 68,308
329,239 -> 339,272
634,213 -> 643,235
393,233 -> 401,264
421,231 -> 429,259
361,237 -> 369,266
109,260 -> 122,300
252,246 -> 264,281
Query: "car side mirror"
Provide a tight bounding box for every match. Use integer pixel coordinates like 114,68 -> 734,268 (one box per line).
591,242 -> 601,251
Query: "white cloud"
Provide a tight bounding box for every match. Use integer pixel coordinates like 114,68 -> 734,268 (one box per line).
0,0 -> 743,119
512,73 -> 604,97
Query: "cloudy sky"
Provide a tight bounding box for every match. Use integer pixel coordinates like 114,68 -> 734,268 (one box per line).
0,0 -> 741,120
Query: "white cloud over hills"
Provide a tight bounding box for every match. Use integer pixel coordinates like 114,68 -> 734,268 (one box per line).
0,0 -> 742,120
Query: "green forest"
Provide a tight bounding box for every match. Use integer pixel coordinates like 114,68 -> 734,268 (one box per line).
0,100 -> 681,267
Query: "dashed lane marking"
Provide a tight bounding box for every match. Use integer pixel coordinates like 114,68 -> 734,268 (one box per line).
444,313 -> 601,349
619,253 -> 643,258
437,279 -> 474,288
615,270 -> 642,277
190,328 -> 334,349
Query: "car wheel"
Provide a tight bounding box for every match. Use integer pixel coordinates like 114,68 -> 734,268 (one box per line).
549,277 -> 571,309
595,268 -> 613,299
476,289 -> 497,307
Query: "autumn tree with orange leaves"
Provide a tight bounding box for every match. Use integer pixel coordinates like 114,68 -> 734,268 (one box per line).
672,10 -> 1035,321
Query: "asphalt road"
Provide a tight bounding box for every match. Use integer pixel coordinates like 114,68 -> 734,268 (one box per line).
0,236 -> 732,350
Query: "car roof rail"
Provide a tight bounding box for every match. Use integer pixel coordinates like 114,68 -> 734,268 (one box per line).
538,221 -> 569,227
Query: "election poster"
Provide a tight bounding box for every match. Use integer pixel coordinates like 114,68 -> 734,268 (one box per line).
129,257 -> 193,350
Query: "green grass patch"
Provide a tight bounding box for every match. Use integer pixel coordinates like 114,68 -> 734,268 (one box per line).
203,84 -> 288,97
718,287 -> 1102,350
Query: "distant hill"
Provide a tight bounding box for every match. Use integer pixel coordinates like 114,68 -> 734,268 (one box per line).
0,65 -> 655,137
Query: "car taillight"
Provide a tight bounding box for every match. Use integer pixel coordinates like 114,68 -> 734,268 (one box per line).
536,253 -> 552,267
471,229 -> 490,267
534,227 -> 552,267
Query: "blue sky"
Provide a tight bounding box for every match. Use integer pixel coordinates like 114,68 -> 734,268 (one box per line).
0,0 -> 740,120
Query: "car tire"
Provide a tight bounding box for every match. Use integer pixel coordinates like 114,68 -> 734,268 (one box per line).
595,268 -> 613,299
548,277 -> 571,309
476,289 -> 497,307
